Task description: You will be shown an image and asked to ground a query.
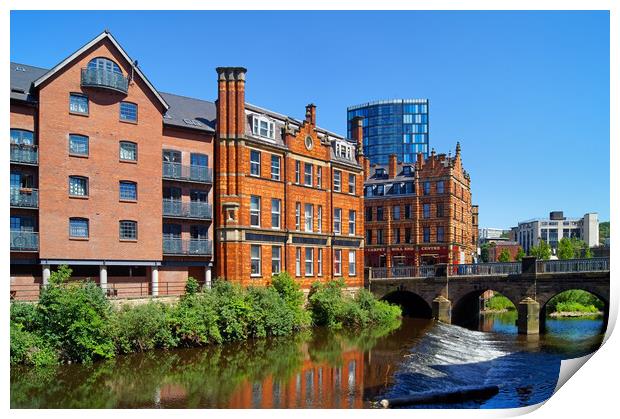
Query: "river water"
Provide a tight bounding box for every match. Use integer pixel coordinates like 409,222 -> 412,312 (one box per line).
10,313 -> 604,409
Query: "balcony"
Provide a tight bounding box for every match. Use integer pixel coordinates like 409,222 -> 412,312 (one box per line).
80,68 -> 129,94
162,199 -> 213,220
10,144 -> 38,165
10,188 -> 38,208
10,231 -> 39,252
162,162 -> 213,184
163,238 -> 212,256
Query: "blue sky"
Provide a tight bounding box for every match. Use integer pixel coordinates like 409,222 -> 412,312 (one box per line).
10,10 -> 610,228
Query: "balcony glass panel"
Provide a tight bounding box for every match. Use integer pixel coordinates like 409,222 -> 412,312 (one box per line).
80,67 -> 129,94
10,231 -> 39,251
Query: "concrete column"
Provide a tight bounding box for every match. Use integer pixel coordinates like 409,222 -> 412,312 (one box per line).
432,296 -> 452,324
99,265 -> 108,293
42,265 -> 51,286
151,266 -> 159,297
517,297 -> 540,335
205,264 -> 212,289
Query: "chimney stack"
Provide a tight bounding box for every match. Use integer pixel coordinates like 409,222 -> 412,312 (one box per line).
216,67 -> 247,138
305,103 -> 316,125
416,152 -> 425,168
388,154 -> 398,178
351,116 -> 364,156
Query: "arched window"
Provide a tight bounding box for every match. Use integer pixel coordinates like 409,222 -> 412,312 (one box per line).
87,57 -> 122,74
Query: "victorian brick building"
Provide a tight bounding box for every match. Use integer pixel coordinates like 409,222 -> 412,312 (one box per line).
214,68 -> 365,288
10,31 -> 215,299
363,144 -> 478,268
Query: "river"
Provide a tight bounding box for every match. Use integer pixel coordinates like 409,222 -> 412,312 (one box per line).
10,313 -> 604,409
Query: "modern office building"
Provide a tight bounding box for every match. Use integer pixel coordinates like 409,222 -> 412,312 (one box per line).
479,228 -> 506,241
363,143 -> 478,268
215,68 -> 365,288
347,99 -> 429,166
10,31 -> 216,299
512,211 -> 599,254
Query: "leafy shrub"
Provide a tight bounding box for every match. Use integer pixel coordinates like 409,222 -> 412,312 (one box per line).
185,276 -> 200,295
246,286 -> 296,338
10,302 -> 38,331
270,272 -> 310,328
113,302 -> 176,353
484,295 -> 516,311
10,323 -> 58,367
546,290 -> 604,313
169,292 -> 222,346
555,301 -> 599,313
355,289 -> 402,324
308,280 -> 348,329
211,281 -> 253,341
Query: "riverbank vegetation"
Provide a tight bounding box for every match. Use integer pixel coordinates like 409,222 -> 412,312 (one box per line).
546,290 -> 603,317
483,295 -> 515,312
10,266 -> 401,367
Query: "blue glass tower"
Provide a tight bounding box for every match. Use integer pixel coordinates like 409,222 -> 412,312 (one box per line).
347,99 -> 429,165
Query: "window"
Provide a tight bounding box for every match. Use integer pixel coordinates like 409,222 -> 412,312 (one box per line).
405,182 -> 414,194
69,93 -> 88,114
393,228 -> 400,244
120,220 -> 137,240
377,229 -> 384,244
295,202 -> 301,230
423,227 -> 430,243
437,203 -> 444,218
69,176 -> 88,197
348,174 -> 355,194
317,166 -> 322,188
119,181 -> 137,201
348,211 -> 356,236
69,218 -> 89,238
405,228 -> 411,243
69,134 -> 88,156
405,204 -> 412,219
271,155 -> 281,180
10,129 -> 34,146
317,249 -> 323,276
334,208 -> 342,235
377,206 -> 384,221
365,207 -> 372,222
251,245 -> 261,276
349,251 -> 356,276
250,150 -> 261,176
437,226 -> 445,242
334,170 -> 341,192
423,181 -> 431,195
334,249 -> 342,276
88,57 -> 122,74
295,161 -> 301,183
365,186 -> 373,197
305,248 -> 314,276
272,246 -> 281,275
120,141 -> 137,161
366,230 -> 372,245
305,204 -> 313,232
252,115 -> 275,139
250,196 -> 261,227
295,248 -> 302,276
437,181 -> 445,194
423,203 -> 431,218
271,199 -> 281,229
393,206 -> 401,220
120,102 -> 138,122
304,163 -> 313,186
317,205 -> 323,233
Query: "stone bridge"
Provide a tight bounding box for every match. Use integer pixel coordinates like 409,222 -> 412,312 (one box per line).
367,257 -> 610,334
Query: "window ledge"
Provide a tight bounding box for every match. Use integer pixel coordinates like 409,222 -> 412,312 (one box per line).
69,195 -> 89,199
120,238 -> 138,242
120,199 -> 138,203
250,274 -> 262,278
69,153 -> 89,159
120,159 -> 138,164
69,237 -> 89,241
119,119 -> 138,125
69,111 -> 89,117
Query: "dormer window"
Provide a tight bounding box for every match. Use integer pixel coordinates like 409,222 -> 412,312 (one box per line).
402,166 -> 413,176
375,168 -> 386,177
252,115 -> 275,140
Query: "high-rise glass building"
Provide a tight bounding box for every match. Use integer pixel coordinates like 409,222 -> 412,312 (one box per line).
347,99 -> 429,165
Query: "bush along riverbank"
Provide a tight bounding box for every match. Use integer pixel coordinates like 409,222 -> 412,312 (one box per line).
481,290 -> 604,317
10,266 -> 402,367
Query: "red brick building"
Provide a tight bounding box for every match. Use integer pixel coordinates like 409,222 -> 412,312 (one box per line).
214,67 -> 365,288
487,240 -> 522,262
364,145 -> 478,268
10,31 -> 215,299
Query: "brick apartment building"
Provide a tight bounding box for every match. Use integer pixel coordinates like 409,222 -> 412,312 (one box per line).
214,67 -> 365,288
487,240 -> 522,262
363,144 -> 478,268
10,31 -> 215,299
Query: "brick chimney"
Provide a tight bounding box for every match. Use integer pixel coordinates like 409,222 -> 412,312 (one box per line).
216,67 -> 247,138
388,154 -> 398,178
305,103 -> 316,125
416,152 -> 425,168
351,116 -> 364,156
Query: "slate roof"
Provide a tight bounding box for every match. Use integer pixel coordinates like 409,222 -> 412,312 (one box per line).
161,92 -> 216,133
10,62 -> 47,102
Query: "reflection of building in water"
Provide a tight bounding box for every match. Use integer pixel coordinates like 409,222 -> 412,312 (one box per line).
227,350 -> 364,408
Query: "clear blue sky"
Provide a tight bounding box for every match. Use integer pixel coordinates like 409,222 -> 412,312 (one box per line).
10,10 -> 610,228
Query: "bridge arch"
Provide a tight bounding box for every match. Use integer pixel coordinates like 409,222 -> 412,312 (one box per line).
537,287 -> 609,334
451,288 -> 520,329
381,290 -> 433,319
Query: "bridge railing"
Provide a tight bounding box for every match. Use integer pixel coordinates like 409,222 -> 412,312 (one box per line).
448,262 -> 521,276
536,257 -> 610,274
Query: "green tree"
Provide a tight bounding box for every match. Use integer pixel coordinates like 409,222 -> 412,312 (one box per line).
599,221 -> 610,245
529,240 -> 551,260
480,243 -> 490,263
498,249 -> 511,262
515,247 -> 526,261
557,237 -> 575,260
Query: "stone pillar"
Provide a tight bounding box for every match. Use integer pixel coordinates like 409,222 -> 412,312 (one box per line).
151,266 -> 159,297
521,256 -> 537,275
99,265 -> 108,293
517,297 -> 540,335
42,265 -> 51,286
432,296 -> 452,324
205,263 -> 212,289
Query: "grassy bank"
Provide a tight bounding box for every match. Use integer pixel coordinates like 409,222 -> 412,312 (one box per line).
483,295 -> 515,313
481,290 -> 603,317
10,266 -> 401,367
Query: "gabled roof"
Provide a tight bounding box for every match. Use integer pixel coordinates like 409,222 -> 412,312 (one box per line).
161,92 -> 216,133
32,30 -> 169,110
10,63 -> 47,102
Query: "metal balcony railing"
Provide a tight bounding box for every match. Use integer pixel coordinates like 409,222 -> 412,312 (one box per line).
10,231 -> 39,251
10,144 -> 38,164
80,68 -> 129,94
10,188 -> 38,208
162,162 -> 213,183
537,258 -> 610,274
371,265 -> 437,279
162,199 -> 213,220
449,262 -> 521,276
163,238 -> 212,256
